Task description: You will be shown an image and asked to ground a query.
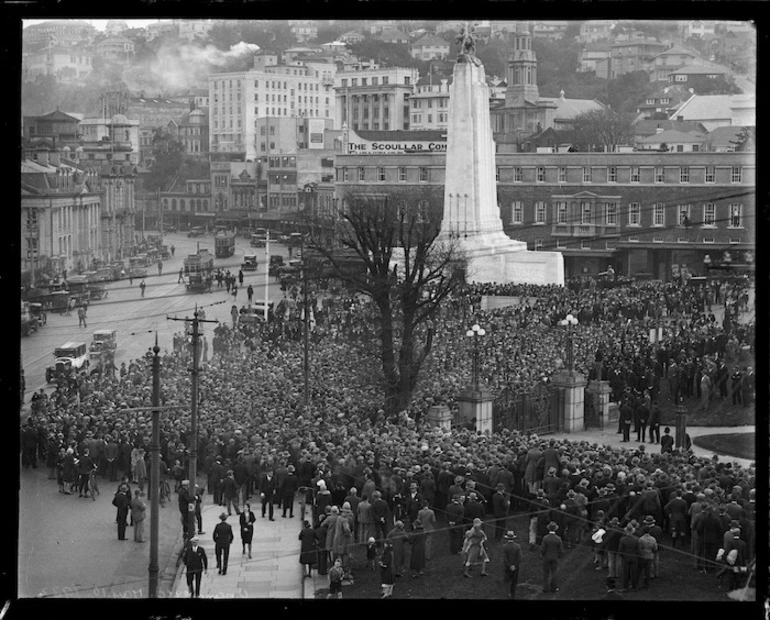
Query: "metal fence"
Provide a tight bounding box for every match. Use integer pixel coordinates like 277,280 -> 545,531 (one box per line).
493,380 -> 562,435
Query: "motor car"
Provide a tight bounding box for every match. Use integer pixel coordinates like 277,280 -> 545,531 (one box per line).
45,341 -> 88,383
242,254 -> 259,271
187,226 -> 206,238
268,255 -> 285,278
91,329 -> 117,353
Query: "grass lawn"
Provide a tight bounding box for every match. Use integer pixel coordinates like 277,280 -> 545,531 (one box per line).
309,513 -> 743,600
692,433 -> 755,461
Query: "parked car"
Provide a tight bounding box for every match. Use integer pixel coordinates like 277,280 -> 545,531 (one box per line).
90,329 -> 117,353
268,255 -> 285,278
242,254 -> 259,271
188,226 -> 206,238
45,341 -> 89,383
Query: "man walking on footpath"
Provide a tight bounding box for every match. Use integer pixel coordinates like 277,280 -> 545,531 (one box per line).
140,280 -> 146,297
541,521 -> 563,593
112,485 -> 130,540
78,305 -> 87,328
182,537 -> 208,598
259,468 -> 277,520
130,490 -> 147,543
178,268 -> 184,284
213,512 -> 234,575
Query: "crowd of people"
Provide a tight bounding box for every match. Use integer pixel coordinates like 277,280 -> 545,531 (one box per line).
23,274 -> 755,597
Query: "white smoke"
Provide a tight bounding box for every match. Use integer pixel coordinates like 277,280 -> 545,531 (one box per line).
123,41 -> 261,94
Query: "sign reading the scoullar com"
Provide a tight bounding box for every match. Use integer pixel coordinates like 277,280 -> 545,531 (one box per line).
347,141 -> 447,154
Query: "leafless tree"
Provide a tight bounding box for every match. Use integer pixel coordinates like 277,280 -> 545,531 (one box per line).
303,189 -> 466,415
567,109 -> 635,152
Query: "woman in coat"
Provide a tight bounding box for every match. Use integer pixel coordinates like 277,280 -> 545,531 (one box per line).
385,520 -> 409,577
240,502 -> 256,558
314,518 -> 329,576
332,503 -> 354,577
380,540 -> 395,598
408,519 -> 427,577
298,520 -> 318,578
462,518 -> 490,577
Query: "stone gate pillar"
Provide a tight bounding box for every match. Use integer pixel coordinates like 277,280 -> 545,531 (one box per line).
586,379 -> 613,429
552,370 -> 588,433
457,387 -> 495,434
426,405 -> 453,431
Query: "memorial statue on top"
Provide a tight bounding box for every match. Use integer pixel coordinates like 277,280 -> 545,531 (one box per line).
456,23 -> 481,66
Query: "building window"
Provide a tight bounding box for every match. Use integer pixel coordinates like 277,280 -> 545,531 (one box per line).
398,167 -> 407,182
655,166 -> 664,183
583,167 -> 592,183
511,201 -> 523,224
705,166 -> 715,183
558,167 -> 567,183
378,167 -> 386,181
653,203 -> 665,227
419,167 -> 428,182
608,166 -> 617,182
703,237 -> 715,244
680,166 -> 690,183
342,168 -> 349,182
629,166 -> 640,183
678,204 -> 690,226
533,238 -> 543,251
605,202 -> 617,225
496,167 -> 500,182
556,201 -> 568,224
731,166 -> 742,183
580,201 -> 592,224
357,167 -> 365,181
513,167 -> 523,182
703,203 -> 716,226
729,204 -> 742,227
556,240 -> 567,250
535,201 -> 547,224
537,166 -> 546,182
628,202 -> 641,226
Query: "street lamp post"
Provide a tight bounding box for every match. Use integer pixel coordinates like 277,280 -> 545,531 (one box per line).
559,313 -> 579,375
466,323 -> 486,390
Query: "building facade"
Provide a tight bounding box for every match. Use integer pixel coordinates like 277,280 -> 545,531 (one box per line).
409,35 -> 451,61
610,37 -> 667,78
96,36 -> 135,65
334,150 -> 755,280
23,20 -> 95,46
335,67 -> 419,132
23,45 -> 93,81
409,79 -> 451,131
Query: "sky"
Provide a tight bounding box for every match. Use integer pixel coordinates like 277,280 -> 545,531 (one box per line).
23,19 -> 169,31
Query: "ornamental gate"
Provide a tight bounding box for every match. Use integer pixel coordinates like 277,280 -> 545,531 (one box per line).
493,381 -> 562,435
584,386 -> 603,430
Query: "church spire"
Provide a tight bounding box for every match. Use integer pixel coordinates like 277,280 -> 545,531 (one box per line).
505,21 -> 539,107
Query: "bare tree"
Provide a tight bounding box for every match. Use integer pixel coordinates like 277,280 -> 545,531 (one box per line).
304,189 -> 466,415
567,109 -> 635,152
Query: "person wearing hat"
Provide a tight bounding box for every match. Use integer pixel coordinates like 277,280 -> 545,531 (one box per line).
379,540 -> 395,598
462,518 -> 490,578
417,500 -> 437,561
446,494 -> 465,555
407,519 -> 427,578
540,521 -> 563,593
280,465 -> 299,519
642,515 -> 663,578
240,502 -> 256,559
182,536 -> 208,598
618,523 -> 641,591
213,512 -> 234,575
386,520 -> 409,578
258,468 -> 276,521
502,530 -> 522,598
178,479 -> 192,539
492,483 -> 511,541
222,470 -> 240,517
602,577 -> 624,600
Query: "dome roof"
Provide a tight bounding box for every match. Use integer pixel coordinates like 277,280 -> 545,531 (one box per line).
111,113 -> 129,125
189,108 -> 205,117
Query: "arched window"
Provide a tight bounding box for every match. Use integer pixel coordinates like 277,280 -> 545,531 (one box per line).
203,199 -> 208,210
171,199 -> 177,211
163,199 -> 169,210
180,199 -> 186,211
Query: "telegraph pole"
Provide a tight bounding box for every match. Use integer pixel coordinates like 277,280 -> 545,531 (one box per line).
168,306 -> 218,540
301,234 -> 310,408
264,230 -> 270,322
118,334 -> 185,598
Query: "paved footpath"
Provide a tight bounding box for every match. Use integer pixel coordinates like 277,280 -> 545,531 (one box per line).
171,496 -> 312,599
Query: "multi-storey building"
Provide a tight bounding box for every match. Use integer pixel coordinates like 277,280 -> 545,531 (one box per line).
578,43 -> 611,78
530,21 -> 569,41
176,19 -> 214,41
334,67 -> 418,132
178,106 -> 210,158
23,110 -> 82,149
209,59 -> 335,160
409,34 -> 451,61
648,45 -> 699,83
334,149 -> 755,280
79,113 -> 141,165
610,36 -> 667,78
668,94 -> 755,131
634,85 -> 693,119
23,20 -> 96,46
22,44 -> 93,81
409,78 -> 451,131
578,21 -> 615,44
95,36 -> 135,65
21,148 -> 102,278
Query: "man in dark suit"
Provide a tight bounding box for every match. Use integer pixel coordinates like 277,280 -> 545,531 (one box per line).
618,524 -> 641,591
540,521 -> 564,593
178,479 -> 192,538
182,536 -> 208,597
112,486 -> 130,540
502,530 -> 522,599
492,483 -> 510,541
660,427 -> 674,454
213,512 -> 234,575
280,465 -> 299,518
619,400 -> 633,442
259,468 -> 276,520
222,471 -> 240,516
446,495 -> 465,555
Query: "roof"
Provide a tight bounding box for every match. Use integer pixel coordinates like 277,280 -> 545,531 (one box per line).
703,125 -> 755,148
379,29 -> 409,40
34,110 -> 81,123
637,129 -> 706,144
631,119 -> 708,136
670,94 -> 753,121
411,34 -> 450,48
539,95 -> 606,120
354,129 -> 446,142
98,35 -> 134,45
668,63 -> 728,75
653,44 -> 697,58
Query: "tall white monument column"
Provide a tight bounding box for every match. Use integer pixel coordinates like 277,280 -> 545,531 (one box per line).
438,26 -> 564,286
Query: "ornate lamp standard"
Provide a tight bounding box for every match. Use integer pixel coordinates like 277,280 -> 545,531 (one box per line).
558,313 -> 579,375
466,323 -> 486,390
